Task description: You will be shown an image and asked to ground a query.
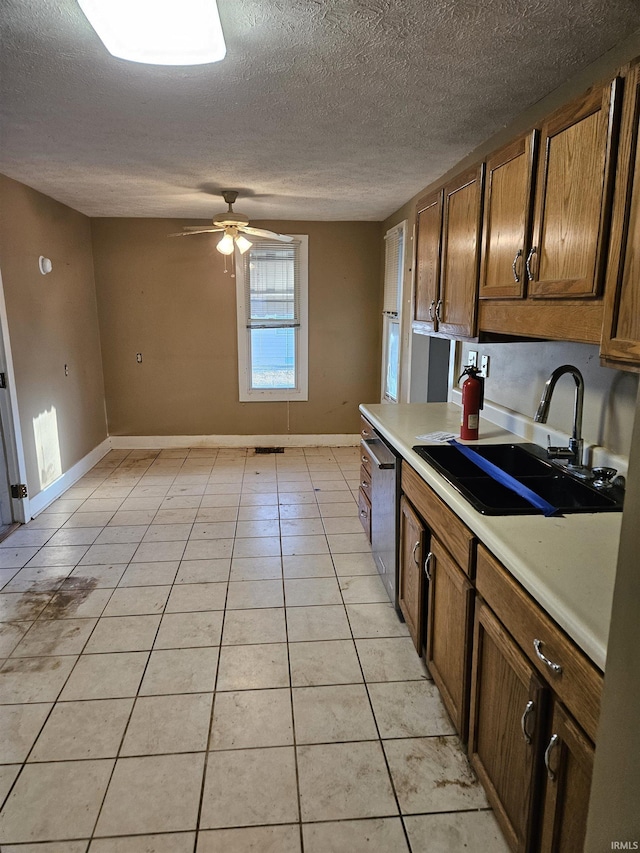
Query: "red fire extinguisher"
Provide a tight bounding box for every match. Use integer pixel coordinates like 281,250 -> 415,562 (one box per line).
459,365 -> 484,440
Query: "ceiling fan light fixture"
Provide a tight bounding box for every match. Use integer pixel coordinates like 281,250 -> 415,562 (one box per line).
216,232 -> 235,255
77,0 -> 226,66
235,234 -> 252,254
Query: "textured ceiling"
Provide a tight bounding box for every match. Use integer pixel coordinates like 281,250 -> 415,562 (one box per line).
1,0 -> 640,221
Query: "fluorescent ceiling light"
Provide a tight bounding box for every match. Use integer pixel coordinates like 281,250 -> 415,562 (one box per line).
77,0 -> 226,65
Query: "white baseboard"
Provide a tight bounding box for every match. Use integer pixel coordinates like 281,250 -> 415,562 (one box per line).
26,437 -> 112,519
109,434 -> 360,449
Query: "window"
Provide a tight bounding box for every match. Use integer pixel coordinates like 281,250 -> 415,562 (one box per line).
381,221 -> 406,402
236,235 -> 308,401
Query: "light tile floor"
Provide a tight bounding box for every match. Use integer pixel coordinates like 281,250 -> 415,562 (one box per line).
0,447 -> 511,852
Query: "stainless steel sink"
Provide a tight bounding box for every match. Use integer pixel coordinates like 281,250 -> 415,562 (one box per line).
412,443 -> 624,515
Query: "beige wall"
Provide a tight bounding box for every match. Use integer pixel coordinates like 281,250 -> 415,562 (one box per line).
91,218 -> 381,436
0,175 -> 107,498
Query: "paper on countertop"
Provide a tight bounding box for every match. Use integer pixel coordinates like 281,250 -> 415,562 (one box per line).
415,431 -> 457,442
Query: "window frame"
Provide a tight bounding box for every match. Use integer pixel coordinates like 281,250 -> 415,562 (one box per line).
235,234 -> 309,402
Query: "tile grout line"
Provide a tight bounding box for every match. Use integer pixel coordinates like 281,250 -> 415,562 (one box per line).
86,450 -> 195,844
192,452 -> 246,850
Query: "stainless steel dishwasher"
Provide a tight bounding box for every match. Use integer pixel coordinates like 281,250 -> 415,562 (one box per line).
363,432 -> 402,615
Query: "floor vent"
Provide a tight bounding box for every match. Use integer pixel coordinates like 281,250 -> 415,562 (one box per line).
254,447 -> 285,454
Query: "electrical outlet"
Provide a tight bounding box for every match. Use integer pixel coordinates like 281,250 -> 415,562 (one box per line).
467,351 -> 478,368
480,355 -> 490,378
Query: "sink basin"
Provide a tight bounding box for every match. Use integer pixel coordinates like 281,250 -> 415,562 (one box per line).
412,443 -> 624,515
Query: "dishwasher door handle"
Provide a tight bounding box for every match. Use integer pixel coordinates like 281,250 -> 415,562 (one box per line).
364,439 -> 395,469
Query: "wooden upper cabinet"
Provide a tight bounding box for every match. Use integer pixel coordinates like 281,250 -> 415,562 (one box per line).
480,132 -> 537,299
413,190 -> 443,333
601,62 -> 640,367
439,165 -> 484,337
528,79 -> 621,298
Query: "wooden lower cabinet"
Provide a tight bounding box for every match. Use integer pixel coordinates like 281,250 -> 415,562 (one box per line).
425,536 -> 474,740
539,702 -> 594,853
469,600 -> 548,853
398,496 -> 425,653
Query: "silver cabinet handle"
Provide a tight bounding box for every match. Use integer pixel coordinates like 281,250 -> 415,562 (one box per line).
521,700 -> 535,744
544,733 -> 559,781
360,507 -> 368,518
412,541 -> 420,566
533,639 -> 563,675
428,300 -> 436,321
512,248 -> 523,283
525,246 -> 537,281
435,299 -> 443,322
360,480 -> 369,490
424,551 -> 433,581
361,455 -> 368,464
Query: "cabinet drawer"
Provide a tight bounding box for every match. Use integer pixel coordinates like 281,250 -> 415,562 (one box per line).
402,463 -> 475,576
358,487 -> 371,541
360,415 -> 375,441
359,464 -> 372,503
476,545 -> 602,743
360,440 -> 373,479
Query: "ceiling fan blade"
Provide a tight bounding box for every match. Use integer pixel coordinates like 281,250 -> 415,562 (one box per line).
169,227 -> 224,236
240,226 -> 294,242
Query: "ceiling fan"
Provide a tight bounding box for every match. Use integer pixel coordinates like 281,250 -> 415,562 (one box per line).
172,190 -> 294,255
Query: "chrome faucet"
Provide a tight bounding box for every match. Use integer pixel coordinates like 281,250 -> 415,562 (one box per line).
534,365 -> 591,478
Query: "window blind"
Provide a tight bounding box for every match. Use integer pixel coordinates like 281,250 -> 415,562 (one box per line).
383,221 -> 406,315
243,239 -> 301,329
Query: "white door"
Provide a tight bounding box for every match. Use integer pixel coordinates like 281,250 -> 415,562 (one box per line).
0,268 -> 29,526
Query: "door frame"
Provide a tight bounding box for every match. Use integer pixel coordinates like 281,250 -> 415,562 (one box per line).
0,268 -> 30,523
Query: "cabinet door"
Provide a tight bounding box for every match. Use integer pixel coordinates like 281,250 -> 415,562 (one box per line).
529,79 -> 621,298
469,600 -> 548,853
601,62 -> 640,367
426,537 -> 474,739
398,496 -> 425,653
439,165 -> 484,337
539,702 -> 594,853
480,133 -> 537,299
413,190 -> 443,333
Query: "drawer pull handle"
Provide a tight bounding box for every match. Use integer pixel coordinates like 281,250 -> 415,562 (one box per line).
512,248 -> 522,283
520,699 -> 535,744
435,298 -> 443,322
544,733 -> 560,781
424,551 -> 433,581
361,455 -> 369,464
361,430 -> 371,439
361,481 -> 369,490
525,246 -> 537,281
533,639 -> 563,675
360,508 -> 368,518
428,300 -> 436,322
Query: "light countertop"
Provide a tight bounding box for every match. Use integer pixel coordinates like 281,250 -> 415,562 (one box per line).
360,402 -> 620,671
